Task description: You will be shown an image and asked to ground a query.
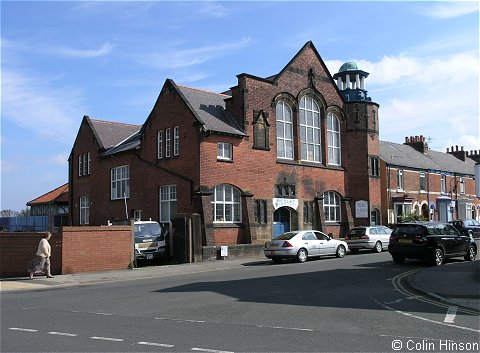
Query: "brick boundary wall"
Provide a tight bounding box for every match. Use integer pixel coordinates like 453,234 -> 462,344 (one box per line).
61,226 -> 133,274
202,244 -> 264,261
0,232 -> 62,278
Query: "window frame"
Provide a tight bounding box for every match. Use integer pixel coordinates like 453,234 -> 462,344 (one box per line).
275,101 -> 294,160
173,126 -> 180,156
299,96 -> 321,163
327,113 -> 341,166
441,175 -> 447,194
157,130 -> 163,159
369,156 -> 380,177
323,191 -> 341,223
165,128 -> 171,158
397,169 -> 404,190
211,184 -> 242,223
160,185 -> 177,222
111,165 -> 130,200
79,195 -> 89,225
420,172 -> 426,192
217,142 -> 233,161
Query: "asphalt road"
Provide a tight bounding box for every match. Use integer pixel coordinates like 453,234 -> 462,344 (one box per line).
2,251 -> 479,352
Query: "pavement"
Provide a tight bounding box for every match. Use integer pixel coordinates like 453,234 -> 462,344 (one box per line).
1,257 -> 479,312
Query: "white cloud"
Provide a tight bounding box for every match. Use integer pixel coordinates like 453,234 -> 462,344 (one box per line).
422,1 -> 479,19
2,70 -> 85,144
198,1 -> 229,18
140,37 -> 252,70
51,42 -> 114,58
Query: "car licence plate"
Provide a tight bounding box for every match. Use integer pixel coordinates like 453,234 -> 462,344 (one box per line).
146,254 -> 153,260
350,237 -> 359,240
399,239 -> 412,244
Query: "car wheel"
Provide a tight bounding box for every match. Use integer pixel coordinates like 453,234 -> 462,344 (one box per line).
464,245 -> 477,261
272,257 -> 283,264
373,241 -> 382,253
336,245 -> 346,258
433,248 -> 444,266
296,248 -> 308,263
392,255 -> 405,264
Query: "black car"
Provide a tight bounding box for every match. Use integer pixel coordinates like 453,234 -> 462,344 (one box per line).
388,222 -> 477,266
450,219 -> 480,239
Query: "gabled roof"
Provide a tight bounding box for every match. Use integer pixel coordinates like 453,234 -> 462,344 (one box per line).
27,183 -> 69,206
88,118 -> 141,150
379,141 -> 476,175
174,82 -> 246,136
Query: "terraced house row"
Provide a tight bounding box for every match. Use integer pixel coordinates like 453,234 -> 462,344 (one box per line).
68,41 -> 479,247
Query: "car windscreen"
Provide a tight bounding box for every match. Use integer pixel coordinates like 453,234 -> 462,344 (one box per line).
274,232 -> 298,240
134,223 -> 162,238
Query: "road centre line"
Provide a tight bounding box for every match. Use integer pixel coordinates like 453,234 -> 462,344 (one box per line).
444,306 -> 458,323
48,331 -> 77,337
374,299 -> 479,333
137,341 -> 174,348
191,348 -> 234,353
9,328 -> 38,332
90,336 -> 124,342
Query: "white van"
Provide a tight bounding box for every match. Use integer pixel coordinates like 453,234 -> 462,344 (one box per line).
133,220 -> 167,261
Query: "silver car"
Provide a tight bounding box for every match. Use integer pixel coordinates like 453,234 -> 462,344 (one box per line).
344,225 -> 392,253
264,230 -> 349,263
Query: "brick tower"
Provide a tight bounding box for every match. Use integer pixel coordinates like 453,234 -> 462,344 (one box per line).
333,62 -> 382,226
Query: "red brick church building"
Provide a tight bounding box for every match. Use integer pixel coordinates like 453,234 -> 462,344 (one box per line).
69,41 -> 381,246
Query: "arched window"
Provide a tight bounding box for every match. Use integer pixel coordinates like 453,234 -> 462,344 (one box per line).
327,113 -> 341,166
276,102 -> 293,159
211,184 -> 242,223
323,191 -> 341,222
299,96 -> 321,162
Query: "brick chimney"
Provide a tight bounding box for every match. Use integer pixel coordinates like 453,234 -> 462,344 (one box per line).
446,145 -> 468,161
404,135 -> 428,154
466,150 -> 480,163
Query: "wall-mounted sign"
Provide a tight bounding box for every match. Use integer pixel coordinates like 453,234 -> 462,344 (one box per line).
355,200 -> 369,218
273,198 -> 299,210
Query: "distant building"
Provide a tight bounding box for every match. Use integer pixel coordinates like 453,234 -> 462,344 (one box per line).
380,137 -> 480,225
27,183 -> 69,229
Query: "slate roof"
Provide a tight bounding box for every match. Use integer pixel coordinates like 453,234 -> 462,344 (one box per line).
89,118 -> 141,150
175,84 -> 246,136
27,183 -> 69,205
379,140 -> 476,176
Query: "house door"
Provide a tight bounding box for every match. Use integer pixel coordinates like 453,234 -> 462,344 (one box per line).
273,207 -> 290,238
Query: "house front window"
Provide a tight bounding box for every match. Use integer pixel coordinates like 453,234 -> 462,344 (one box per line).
160,185 -> 177,222
394,203 -> 412,223
441,175 -> 446,194
420,172 -> 426,192
299,96 -> 321,162
80,195 -> 89,225
397,169 -> 404,190
369,157 -> 380,177
211,184 -> 241,223
111,165 -> 130,200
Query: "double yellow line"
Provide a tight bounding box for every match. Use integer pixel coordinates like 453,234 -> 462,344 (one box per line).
392,269 -> 479,316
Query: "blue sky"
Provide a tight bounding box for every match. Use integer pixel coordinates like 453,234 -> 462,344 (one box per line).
1,0 -> 479,212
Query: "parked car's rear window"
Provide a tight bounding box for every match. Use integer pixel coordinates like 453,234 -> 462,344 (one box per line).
275,232 -> 297,240
348,228 -> 366,236
392,225 -> 426,237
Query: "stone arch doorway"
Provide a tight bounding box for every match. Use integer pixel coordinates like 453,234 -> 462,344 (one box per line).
273,207 -> 291,238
